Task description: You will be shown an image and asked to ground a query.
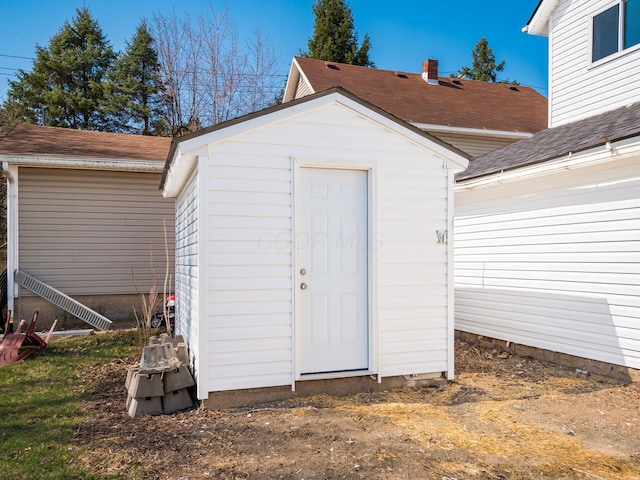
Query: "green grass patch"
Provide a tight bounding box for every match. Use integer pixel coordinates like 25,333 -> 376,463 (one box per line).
0,330 -> 139,480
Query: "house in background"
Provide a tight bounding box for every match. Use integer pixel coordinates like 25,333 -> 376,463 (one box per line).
284,56 -> 548,157
161,88 -> 468,406
454,0 -> 640,378
1,123 -> 174,328
524,0 -> 640,127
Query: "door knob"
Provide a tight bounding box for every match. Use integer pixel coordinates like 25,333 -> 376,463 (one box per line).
300,283 -> 307,290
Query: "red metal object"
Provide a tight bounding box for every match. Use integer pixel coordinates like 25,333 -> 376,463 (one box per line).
0,309 -> 57,366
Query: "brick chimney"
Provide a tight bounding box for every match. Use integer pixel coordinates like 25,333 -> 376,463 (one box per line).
422,59 -> 439,85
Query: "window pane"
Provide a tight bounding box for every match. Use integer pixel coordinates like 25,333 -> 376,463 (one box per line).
625,0 -> 640,49
593,4 -> 620,61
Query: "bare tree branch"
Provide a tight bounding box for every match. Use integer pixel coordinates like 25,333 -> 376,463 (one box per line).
152,5 -> 281,135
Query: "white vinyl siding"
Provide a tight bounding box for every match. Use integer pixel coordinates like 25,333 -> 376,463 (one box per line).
203,151 -> 293,392
549,0 -> 640,126
174,169 -> 199,381
377,163 -> 450,376
18,167 -> 175,295
430,132 -> 517,158
455,154 -> 640,369
188,100 -> 454,395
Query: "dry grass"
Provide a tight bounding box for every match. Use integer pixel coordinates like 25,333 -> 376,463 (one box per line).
62,336 -> 640,479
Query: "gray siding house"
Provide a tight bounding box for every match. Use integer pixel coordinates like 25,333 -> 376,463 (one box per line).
1,123 -> 174,327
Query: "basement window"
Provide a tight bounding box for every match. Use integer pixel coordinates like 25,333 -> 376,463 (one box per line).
592,0 -> 640,62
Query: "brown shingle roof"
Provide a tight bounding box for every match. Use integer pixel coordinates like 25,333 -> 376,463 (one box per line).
456,102 -> 640,182
291,56 -> 548,134
0,123 -> 171,161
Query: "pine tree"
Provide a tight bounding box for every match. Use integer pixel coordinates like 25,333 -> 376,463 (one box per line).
0,104 -> 13,132
455,37 -> 506,82
303,0 -> 374,67
4,7 -> 116,130
106,20 -> 166,135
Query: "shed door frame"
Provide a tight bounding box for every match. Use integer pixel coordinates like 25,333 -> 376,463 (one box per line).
292,157 -> 379,383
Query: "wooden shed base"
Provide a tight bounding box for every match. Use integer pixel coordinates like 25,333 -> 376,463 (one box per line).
201,373 -> 446,409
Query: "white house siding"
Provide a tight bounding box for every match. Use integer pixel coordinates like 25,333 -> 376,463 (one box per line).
196,101 -> 453,395
549,0 -> 640,126
455,155 -> 640,369
174,169 -> 200,381
430,132 -> 516,158
18,167 -> 175,295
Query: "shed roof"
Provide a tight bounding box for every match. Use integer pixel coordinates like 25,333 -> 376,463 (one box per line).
456,102 -> 640,182
162,87 -> 471,194
0,123 -> 171,161
285,56 -> 548,135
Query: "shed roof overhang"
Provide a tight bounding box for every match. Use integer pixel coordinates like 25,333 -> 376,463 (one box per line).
161,151 -> 197,198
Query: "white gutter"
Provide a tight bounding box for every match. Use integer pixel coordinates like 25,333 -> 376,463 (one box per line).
0,154 -> 165,172
455,136 -> 640,190
2,162 -> 18,315
411,123 -> 534,140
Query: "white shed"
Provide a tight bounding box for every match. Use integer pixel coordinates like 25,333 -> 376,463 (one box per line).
161,88 -> 468,405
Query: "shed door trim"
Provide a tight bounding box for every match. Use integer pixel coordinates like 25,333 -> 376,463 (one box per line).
292,158 -> 379,383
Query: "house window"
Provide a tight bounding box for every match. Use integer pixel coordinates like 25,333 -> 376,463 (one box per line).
592,0 -> 640,62
626,0 -> 640,49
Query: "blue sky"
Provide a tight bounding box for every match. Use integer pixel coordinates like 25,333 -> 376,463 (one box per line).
0,0 -> 548,101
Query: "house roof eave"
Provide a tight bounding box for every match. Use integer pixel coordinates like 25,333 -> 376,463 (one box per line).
0,153 -> 165,172
412,123 -> 534,140
455,102 -> 640,184
455,134 -> 640,189
524,0 -> 561,36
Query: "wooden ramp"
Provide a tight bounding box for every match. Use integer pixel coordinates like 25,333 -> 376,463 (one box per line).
14,270 -> 112,331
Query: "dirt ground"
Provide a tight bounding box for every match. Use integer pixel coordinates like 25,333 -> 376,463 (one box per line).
74,339 -> 640,479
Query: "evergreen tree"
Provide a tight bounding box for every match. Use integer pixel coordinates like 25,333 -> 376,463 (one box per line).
4,7 -> 116,130
455,37 -> 507,82
303,0 -> 374,67
0,104 -> 13,132
106,20 -> 166,135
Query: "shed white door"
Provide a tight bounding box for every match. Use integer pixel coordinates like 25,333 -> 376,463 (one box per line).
298,167 -> 369,374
